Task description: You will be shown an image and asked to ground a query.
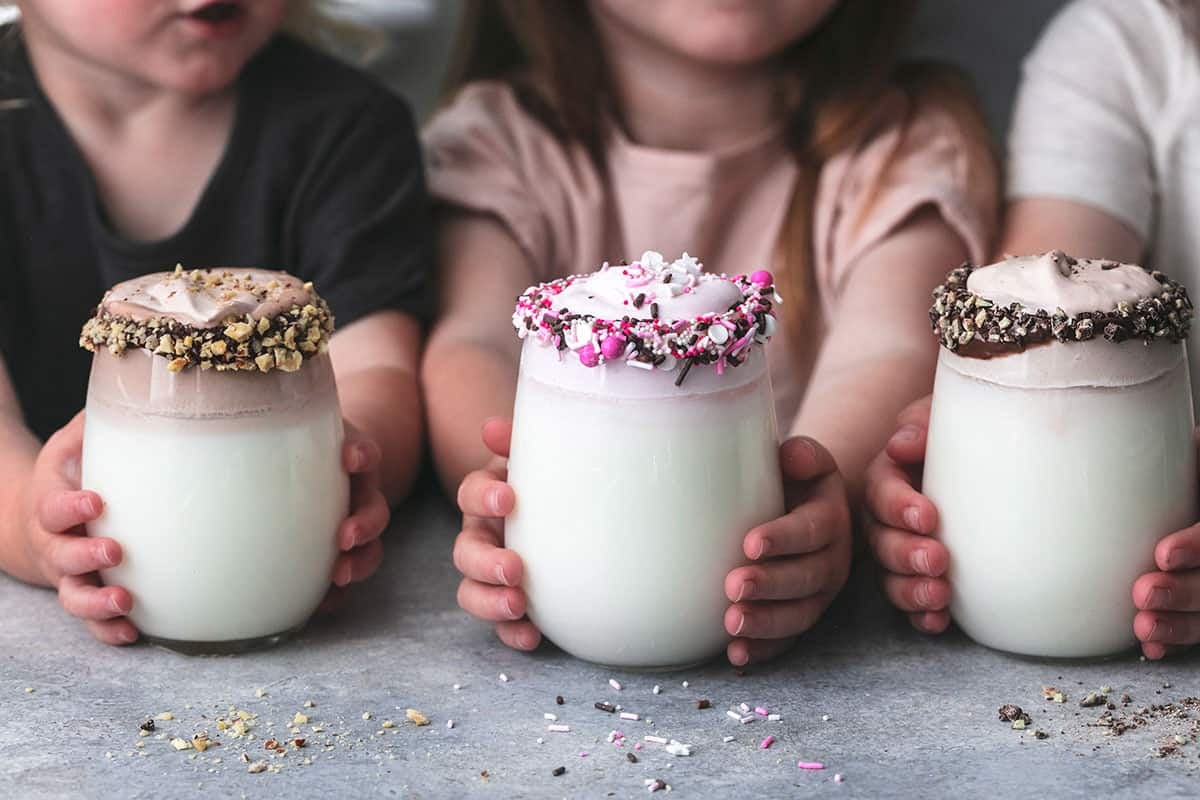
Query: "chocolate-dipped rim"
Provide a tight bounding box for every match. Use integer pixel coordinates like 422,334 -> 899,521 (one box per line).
513,266 -> 779,388
930,261 -> 1193,355
80,267 -> 334,374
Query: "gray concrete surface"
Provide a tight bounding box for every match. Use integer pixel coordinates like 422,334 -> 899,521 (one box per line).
1,492 -> 1198,799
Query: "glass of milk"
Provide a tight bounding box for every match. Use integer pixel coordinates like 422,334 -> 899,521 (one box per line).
505,252 -> 785,669
924,251 -> 1197,658
79,268 -> 349,653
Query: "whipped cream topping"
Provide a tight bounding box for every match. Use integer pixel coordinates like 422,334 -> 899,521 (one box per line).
81,266 -> 334,374
968,251 -> 1165,316
931,252 -> 1192,356
513,252 -> 780,386
101,266 -> 313,327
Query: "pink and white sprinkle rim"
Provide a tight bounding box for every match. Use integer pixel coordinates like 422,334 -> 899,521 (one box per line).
512,252 -> 780,386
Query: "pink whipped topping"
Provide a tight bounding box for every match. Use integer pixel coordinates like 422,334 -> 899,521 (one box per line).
513,251 -> 780,387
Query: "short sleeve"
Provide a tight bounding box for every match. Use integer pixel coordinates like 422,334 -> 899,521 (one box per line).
816,96 -> 998,300
422,83 -> 562,271
1006,0 -> 1170,239
289,91 -> 433,328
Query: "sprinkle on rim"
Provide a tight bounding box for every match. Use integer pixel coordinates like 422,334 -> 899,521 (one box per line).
930,261 -> 1193,354
512,253 -> 780,387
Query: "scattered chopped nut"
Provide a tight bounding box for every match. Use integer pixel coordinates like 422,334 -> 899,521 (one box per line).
170,738 -> 192,751
406,709 -> 430,727
293,713 -> 309,725
247,760 -> 268,774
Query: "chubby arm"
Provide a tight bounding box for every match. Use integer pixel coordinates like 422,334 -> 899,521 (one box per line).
329,310 -> 424,505
421,213 -> 537,495
0,356 -> 40,583
999,198 -> 1143,263
790,206 -> 970,501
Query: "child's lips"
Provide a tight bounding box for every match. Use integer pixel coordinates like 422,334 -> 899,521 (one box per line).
182,1 -> 247,37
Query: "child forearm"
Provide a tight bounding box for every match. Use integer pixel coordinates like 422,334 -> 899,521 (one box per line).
422,337 -> 519,495
0,416 -> 43,584
337,366 -> 423,505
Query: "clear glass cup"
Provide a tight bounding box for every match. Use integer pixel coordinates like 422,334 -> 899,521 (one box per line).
505,340 -> 784,669
924,342 -> 1197,658
82,347 -> 348,653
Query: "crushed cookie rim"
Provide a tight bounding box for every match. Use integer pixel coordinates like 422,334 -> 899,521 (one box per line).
512,264 -> 780,386
930,261 -> 1194,354
80,267 -> 335,375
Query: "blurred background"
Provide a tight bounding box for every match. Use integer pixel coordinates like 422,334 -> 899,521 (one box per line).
0,0 -> 1069,137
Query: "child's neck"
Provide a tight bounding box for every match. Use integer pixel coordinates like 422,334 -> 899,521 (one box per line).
23,27 -> 237,243
595,18 -> 781,152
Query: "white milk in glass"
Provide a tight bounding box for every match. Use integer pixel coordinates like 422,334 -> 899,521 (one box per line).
505,253 -> 785,668
924,252 -> 1197,658
80,268 -> 348,652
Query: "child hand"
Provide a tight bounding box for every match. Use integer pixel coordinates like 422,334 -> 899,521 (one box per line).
321,422 -> 390,610
863,395 -> 952,634
1133,517 -> 1200,659
23,413 -> 136,645
722,436 -> 853,666
451,418 -> 539,651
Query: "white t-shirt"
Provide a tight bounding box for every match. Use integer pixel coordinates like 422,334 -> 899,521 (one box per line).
1009,0 -> 1200,278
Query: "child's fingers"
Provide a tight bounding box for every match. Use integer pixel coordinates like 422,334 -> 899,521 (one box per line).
496,619 -> 541,651
908,610 -> 952,634
895,394 -> 933,429
778,436 -> 838,484
884,424 -> 928,466
745,495 -> 842,560
1133,570 -> 1200,612
481,417 -> 514,459
864,454 -> 935,533
1155,523 -> 1200,571
342,430 -> 382,475
456,578 -> 526,622
882,573 -> 951,613
58,574 -> 132,620
42,411 -> 86,483
869,525 -> 947,577
37,490 -> 103,535
85,617 -> 139,646
332,539 -> 383,587
46,534 -> 121,580
456,470 -> 515,518
1140,641 -> 1178,660
724,595 -> 829,641
452,526 -> 523,586
338,484 -> 389,551
725,550 -> 840,603
727,635 -> 796,667
1134,610 -> 1200,646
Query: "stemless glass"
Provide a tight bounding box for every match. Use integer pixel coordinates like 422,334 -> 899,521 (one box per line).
923,255 -> 1197,658
504,255 -> 785,669
80,269 -> 348,653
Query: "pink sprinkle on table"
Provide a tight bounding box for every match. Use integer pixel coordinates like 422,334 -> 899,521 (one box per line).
754,707 -> 769,716
798,761 -> 825,770
759,736 -> 775,750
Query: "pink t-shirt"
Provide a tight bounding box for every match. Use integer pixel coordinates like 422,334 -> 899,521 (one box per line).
423,81 -> 995,428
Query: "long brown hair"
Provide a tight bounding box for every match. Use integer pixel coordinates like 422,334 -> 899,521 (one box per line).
444,1 -> 997,351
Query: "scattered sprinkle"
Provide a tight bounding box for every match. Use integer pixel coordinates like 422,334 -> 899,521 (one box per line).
768,714 -> 782,722
536,737 -> 544,744
453,684 -> 462,691
595,702 -> 616,714
255,689 -> 267,698
548,724 -> 571,733
821,714 -> 830,722
722,736 -> 735,743
798,761 -> 825,770
648,778 -> 668,793
499,673 -> 510,683
740,715 -> 755,725
362,712 -> 372,720
447,720 -> 455,729
609,679 -> 623,691
627,752 -> 639,763
644,736 -> 669,745
556,695 -> 565,705
681,681 -> 689,689
760,736 -> 775,750
697,700 -> 711,710
834,773 -> 845,783
23,688 -> 33,694
552,766 -> 566,777
739,703 -> 752,714
544,713 -> 558,721
665,742 -> 693,757
653,685 -> 662,695
754,706 -> 769,716
726,711 -> 743,722
155,712 -> 174,721
620,712 -> 640,721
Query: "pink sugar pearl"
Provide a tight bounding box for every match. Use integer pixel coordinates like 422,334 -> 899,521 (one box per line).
578,343 -> 600,367
600,336 -> 626,359
750,269 -> 773,287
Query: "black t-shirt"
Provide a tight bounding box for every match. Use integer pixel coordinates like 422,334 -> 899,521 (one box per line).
0,30 -> 431,440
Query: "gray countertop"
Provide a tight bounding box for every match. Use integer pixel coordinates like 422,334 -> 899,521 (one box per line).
2,492 -> 1198,799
